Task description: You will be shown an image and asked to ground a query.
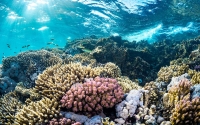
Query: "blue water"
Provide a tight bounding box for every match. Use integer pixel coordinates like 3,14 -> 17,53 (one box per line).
0,0 -> 200,63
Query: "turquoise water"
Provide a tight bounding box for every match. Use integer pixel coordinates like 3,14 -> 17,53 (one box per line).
0,0 -> 200,63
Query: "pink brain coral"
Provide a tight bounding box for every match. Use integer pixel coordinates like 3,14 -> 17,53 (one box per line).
60,77 -> 124,113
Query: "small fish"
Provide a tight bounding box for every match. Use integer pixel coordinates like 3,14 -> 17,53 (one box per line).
47,42 -> 54,45
51,38 -> 54,41
22,45 -> 30,48
82,48 -> 92,53
7,44 -> 10,48
14,52 -> 16,53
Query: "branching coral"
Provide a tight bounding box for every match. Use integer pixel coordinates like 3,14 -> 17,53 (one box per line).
0,92 -> 22,124
14,82 -> 41,103
34,63 -> 100,100
188,69 -> 200,84
14,97 -> 62,125
144,81 -> 161,107
166,78 -> 192,108
34,62 -> 120,100
117,76 -> 140,93
157,64 -> 189,83
170,97 -> 200,125
60,77 -> 124,114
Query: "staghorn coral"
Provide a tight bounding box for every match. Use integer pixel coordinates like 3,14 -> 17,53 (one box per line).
14,97 -> 62,125
0,92 -> 23,124
60,77 -> 124,115
157,64 -> 189,83
170,97 -> 200,125
117,76 -> 140,93
2,50 -> 63,89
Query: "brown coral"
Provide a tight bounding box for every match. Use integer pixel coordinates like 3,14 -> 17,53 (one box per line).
188,69 -> 200,84
170,97 -> 200,125
144,81 -> 161,107
0,92 -> 23,124
14,97 -> 61,125
157,64 -> 189,83
117,76 -> 140,93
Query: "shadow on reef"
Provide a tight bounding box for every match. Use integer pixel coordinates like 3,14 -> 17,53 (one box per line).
64,35 -> 199,85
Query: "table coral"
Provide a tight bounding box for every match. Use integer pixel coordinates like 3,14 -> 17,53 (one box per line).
60,77 -> 124,114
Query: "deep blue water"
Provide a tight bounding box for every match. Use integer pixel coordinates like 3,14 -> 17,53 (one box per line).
0,0 -> 200,63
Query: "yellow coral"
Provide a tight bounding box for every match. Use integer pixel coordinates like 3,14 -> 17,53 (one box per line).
0,92 -> 22,124
188,69 -> 200,84
102,117 -> 115,125
117,76 -> 140,93
170,97 -> 200,125
14,97 -> 61,125
157,64 -> 189,83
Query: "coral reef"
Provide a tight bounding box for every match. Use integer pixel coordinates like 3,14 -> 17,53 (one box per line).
64,53 -> 97,67
166,78 -> 192,108
34,62 -> 120,100
157,64 -> 189,83
1,36 -> 200,125
49,117 -> 81,125
0,92 -> 22,124
117,76 -> 140,93
60,77 -> 124,114
188,69 -> 200,84
1,50 -> 63,89
191,84 -> 200,99
0,76 -> 17,94
144,81 -> 162,107
115,89 -> 147,124
170,97 -> 200,125
14,97 -> 61,125
14,82 -> 41,102
65,36 -> 198,85
61,112 -> 89,124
